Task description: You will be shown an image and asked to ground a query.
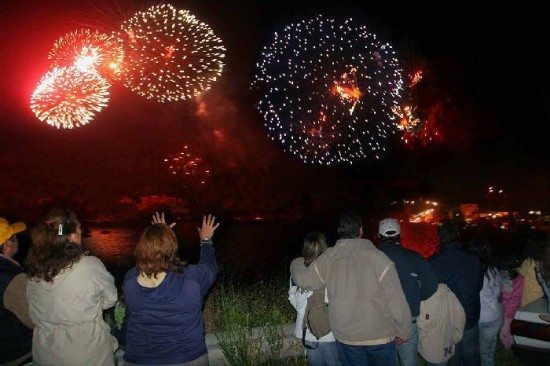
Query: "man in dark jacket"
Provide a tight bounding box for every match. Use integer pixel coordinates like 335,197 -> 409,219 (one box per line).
429,220 -> 483,366
378,218 -> 439,366
0,217 -> 33,365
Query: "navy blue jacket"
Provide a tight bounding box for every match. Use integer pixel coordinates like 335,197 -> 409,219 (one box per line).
0,256 -> 32,363
379,242 -> 438,317
429,241 -> 484,329
123,243 -> 217,365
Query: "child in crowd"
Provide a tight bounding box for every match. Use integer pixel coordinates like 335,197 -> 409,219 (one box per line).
469,239 -> 503,366
499,258 -> 524,349
519,231 -> 547,306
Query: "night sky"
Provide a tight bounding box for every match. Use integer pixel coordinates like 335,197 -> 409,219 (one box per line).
1,0 -> 548,222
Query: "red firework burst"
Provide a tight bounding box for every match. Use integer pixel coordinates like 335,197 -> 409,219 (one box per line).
49,29 -> 125,82
30,66 -> 111,129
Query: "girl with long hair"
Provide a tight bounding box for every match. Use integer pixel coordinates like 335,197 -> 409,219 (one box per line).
469,238 -> 503,366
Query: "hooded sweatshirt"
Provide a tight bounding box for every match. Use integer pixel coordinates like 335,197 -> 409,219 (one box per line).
123,243 -> 217,365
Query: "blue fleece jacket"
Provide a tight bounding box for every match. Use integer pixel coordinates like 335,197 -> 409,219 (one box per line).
379,242 -> 438,317
123,243 -> 217,365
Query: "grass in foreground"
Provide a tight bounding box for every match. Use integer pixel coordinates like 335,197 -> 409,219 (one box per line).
203,271 -> 526,366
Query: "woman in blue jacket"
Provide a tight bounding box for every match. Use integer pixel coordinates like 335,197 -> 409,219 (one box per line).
123,213 -> 219,365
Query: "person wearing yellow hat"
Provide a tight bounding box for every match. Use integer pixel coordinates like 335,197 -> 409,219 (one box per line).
0,217 -> 33,365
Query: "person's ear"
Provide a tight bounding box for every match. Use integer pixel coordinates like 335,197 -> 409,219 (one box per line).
69,232 -> 80,244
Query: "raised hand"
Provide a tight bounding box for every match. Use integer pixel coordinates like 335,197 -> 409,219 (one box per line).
151,211 -> 176,228
198,214 -> 220,240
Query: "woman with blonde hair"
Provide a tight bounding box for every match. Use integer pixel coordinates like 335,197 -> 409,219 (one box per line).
26,208 -> 118,365
289,231 -> 339,366
123,213 -> 219,366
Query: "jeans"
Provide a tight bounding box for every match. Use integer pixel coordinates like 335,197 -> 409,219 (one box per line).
305,340 -> 340,366
448,325 -> 480,366
478,318 -> 502,366
336,340 -> 396,366
397,321 -> 418,366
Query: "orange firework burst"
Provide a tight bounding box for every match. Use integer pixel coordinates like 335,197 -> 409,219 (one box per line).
120,4 -> 225,102
30,66 -> 111,129
331,68 -> 362,115
392,104 -> 421,132
49,29 -> 125,82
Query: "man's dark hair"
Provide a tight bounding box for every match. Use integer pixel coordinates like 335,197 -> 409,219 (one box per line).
522,230 -> 547,262
338,211 -> 362,239
380,234 -> 401,245
437,220 -> 459,244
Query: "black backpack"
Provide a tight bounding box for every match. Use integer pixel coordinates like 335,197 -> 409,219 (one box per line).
302,286 -> 331,349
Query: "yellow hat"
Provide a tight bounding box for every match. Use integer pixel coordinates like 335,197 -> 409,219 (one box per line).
0,218 -> 26,244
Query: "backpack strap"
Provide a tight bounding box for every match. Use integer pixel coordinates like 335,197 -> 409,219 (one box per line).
302,326 -> 319,349
314,262 -> 325,285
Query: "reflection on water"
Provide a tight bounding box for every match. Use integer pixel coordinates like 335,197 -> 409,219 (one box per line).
80,218 -> 339,284
82,228 -> 140,269
80,218 -> 539,288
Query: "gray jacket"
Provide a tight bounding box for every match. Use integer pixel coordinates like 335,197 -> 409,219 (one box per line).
28,256 -> 118,366
291,238 -> 411,345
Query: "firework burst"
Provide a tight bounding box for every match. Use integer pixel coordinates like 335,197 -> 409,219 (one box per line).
49,29 -> 125,82
30,66 -> 111,129
163,146 -> 211,186
253,15 -> 403,165
392,104 -> 421,132
120,4 -> 225,102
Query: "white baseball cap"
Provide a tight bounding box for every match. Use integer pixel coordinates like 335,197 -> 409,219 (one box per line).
379,218 -> 401,237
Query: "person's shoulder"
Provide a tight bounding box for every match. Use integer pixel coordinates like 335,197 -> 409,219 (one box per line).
428,250 -> 443,262
398,245 -> 419,256
355,238 -> 377,250
80,255 -> 109,269
463,250 -> 482,265
403,247 -> 428,263
124,267 -> 138,279
180,263 -> 199,277
370,245 -> 394,264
